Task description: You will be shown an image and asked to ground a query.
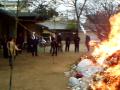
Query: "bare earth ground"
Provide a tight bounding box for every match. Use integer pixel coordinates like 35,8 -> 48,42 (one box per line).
0,32 -> 96,90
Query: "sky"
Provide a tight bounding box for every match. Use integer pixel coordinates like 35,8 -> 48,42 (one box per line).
1,0 -> 120,21
2,0 -> 119,32
0,0 -> 92,22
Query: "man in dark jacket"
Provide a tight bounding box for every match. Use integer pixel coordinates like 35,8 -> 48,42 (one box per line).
65,36 -> 71,52
85,35 -> 91,52
30,32 -> 39,56
74,35 -> 80,52
51,37 -> 58,56
2,38 -> 8,58
57,33 -> 62,52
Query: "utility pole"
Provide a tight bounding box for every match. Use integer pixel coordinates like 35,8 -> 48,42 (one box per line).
13,0 -> 20,38
9,0 -> 20,90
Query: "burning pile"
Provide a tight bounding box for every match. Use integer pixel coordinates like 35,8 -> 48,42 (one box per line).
91,50 -> 120,90
91,12 -> 120,90
65,12 -> 120,90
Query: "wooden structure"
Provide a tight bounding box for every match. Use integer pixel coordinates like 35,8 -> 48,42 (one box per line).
0,9 -> 16,39
0,9 -> 50,50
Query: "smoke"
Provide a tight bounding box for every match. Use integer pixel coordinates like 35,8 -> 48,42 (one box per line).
80,23 -> 86,34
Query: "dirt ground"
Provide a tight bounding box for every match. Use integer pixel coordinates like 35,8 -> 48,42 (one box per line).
0,32 -> 96,90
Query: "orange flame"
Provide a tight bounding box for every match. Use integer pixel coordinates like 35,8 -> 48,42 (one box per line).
91,13 -> 120,90
92,13 -> 120,65
106,65 -> 120,76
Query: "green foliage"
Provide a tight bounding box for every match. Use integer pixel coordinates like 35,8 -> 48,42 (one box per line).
66,21 -> 77,30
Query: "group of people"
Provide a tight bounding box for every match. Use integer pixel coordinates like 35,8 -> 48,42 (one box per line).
1,32 -> 91,61
49,33 -> 91,56
65,34 -> 80,52
70,34 -> 90,52
49,33 -> 62,56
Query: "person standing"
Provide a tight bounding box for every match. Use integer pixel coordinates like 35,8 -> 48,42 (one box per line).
57,33 -> 62,52
50,35 -> 54,54
65,35 -> 71,52
51,37 -> 58,56
2,37 -> 8,58
7,37 -> 20,67
85,35 -> 91,52
74,34 -> 80,52
30,32 -> 39,56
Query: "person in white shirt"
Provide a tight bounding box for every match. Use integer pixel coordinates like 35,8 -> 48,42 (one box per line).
30,32 -> 39,56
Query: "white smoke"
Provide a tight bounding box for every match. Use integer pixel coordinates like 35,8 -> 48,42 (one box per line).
80,23 -> 86,34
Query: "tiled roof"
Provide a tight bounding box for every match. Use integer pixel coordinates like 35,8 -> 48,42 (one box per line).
39,21 -> 67,30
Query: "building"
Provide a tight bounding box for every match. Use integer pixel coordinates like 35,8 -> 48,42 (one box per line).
39,19 -> 78,40
0,9 -> 16,39
0,0 -> 29,12
0,8 -> 49,48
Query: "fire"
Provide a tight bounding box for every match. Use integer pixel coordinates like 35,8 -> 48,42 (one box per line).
91,13 -> 120,90
92,13 -> 120,65
106,65 -> 120,76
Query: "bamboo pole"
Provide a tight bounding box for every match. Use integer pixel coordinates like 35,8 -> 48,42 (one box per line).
9,0 -> 20,90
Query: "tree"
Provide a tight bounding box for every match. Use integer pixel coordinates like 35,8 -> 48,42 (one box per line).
85,0 -> 119,40
33,4 -> 58,20
27,0 -> 59,20
17,0 -> 29,12
60,0 -> 88,35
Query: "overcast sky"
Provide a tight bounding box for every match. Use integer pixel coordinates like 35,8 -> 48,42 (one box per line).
1,0 -> 119,20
